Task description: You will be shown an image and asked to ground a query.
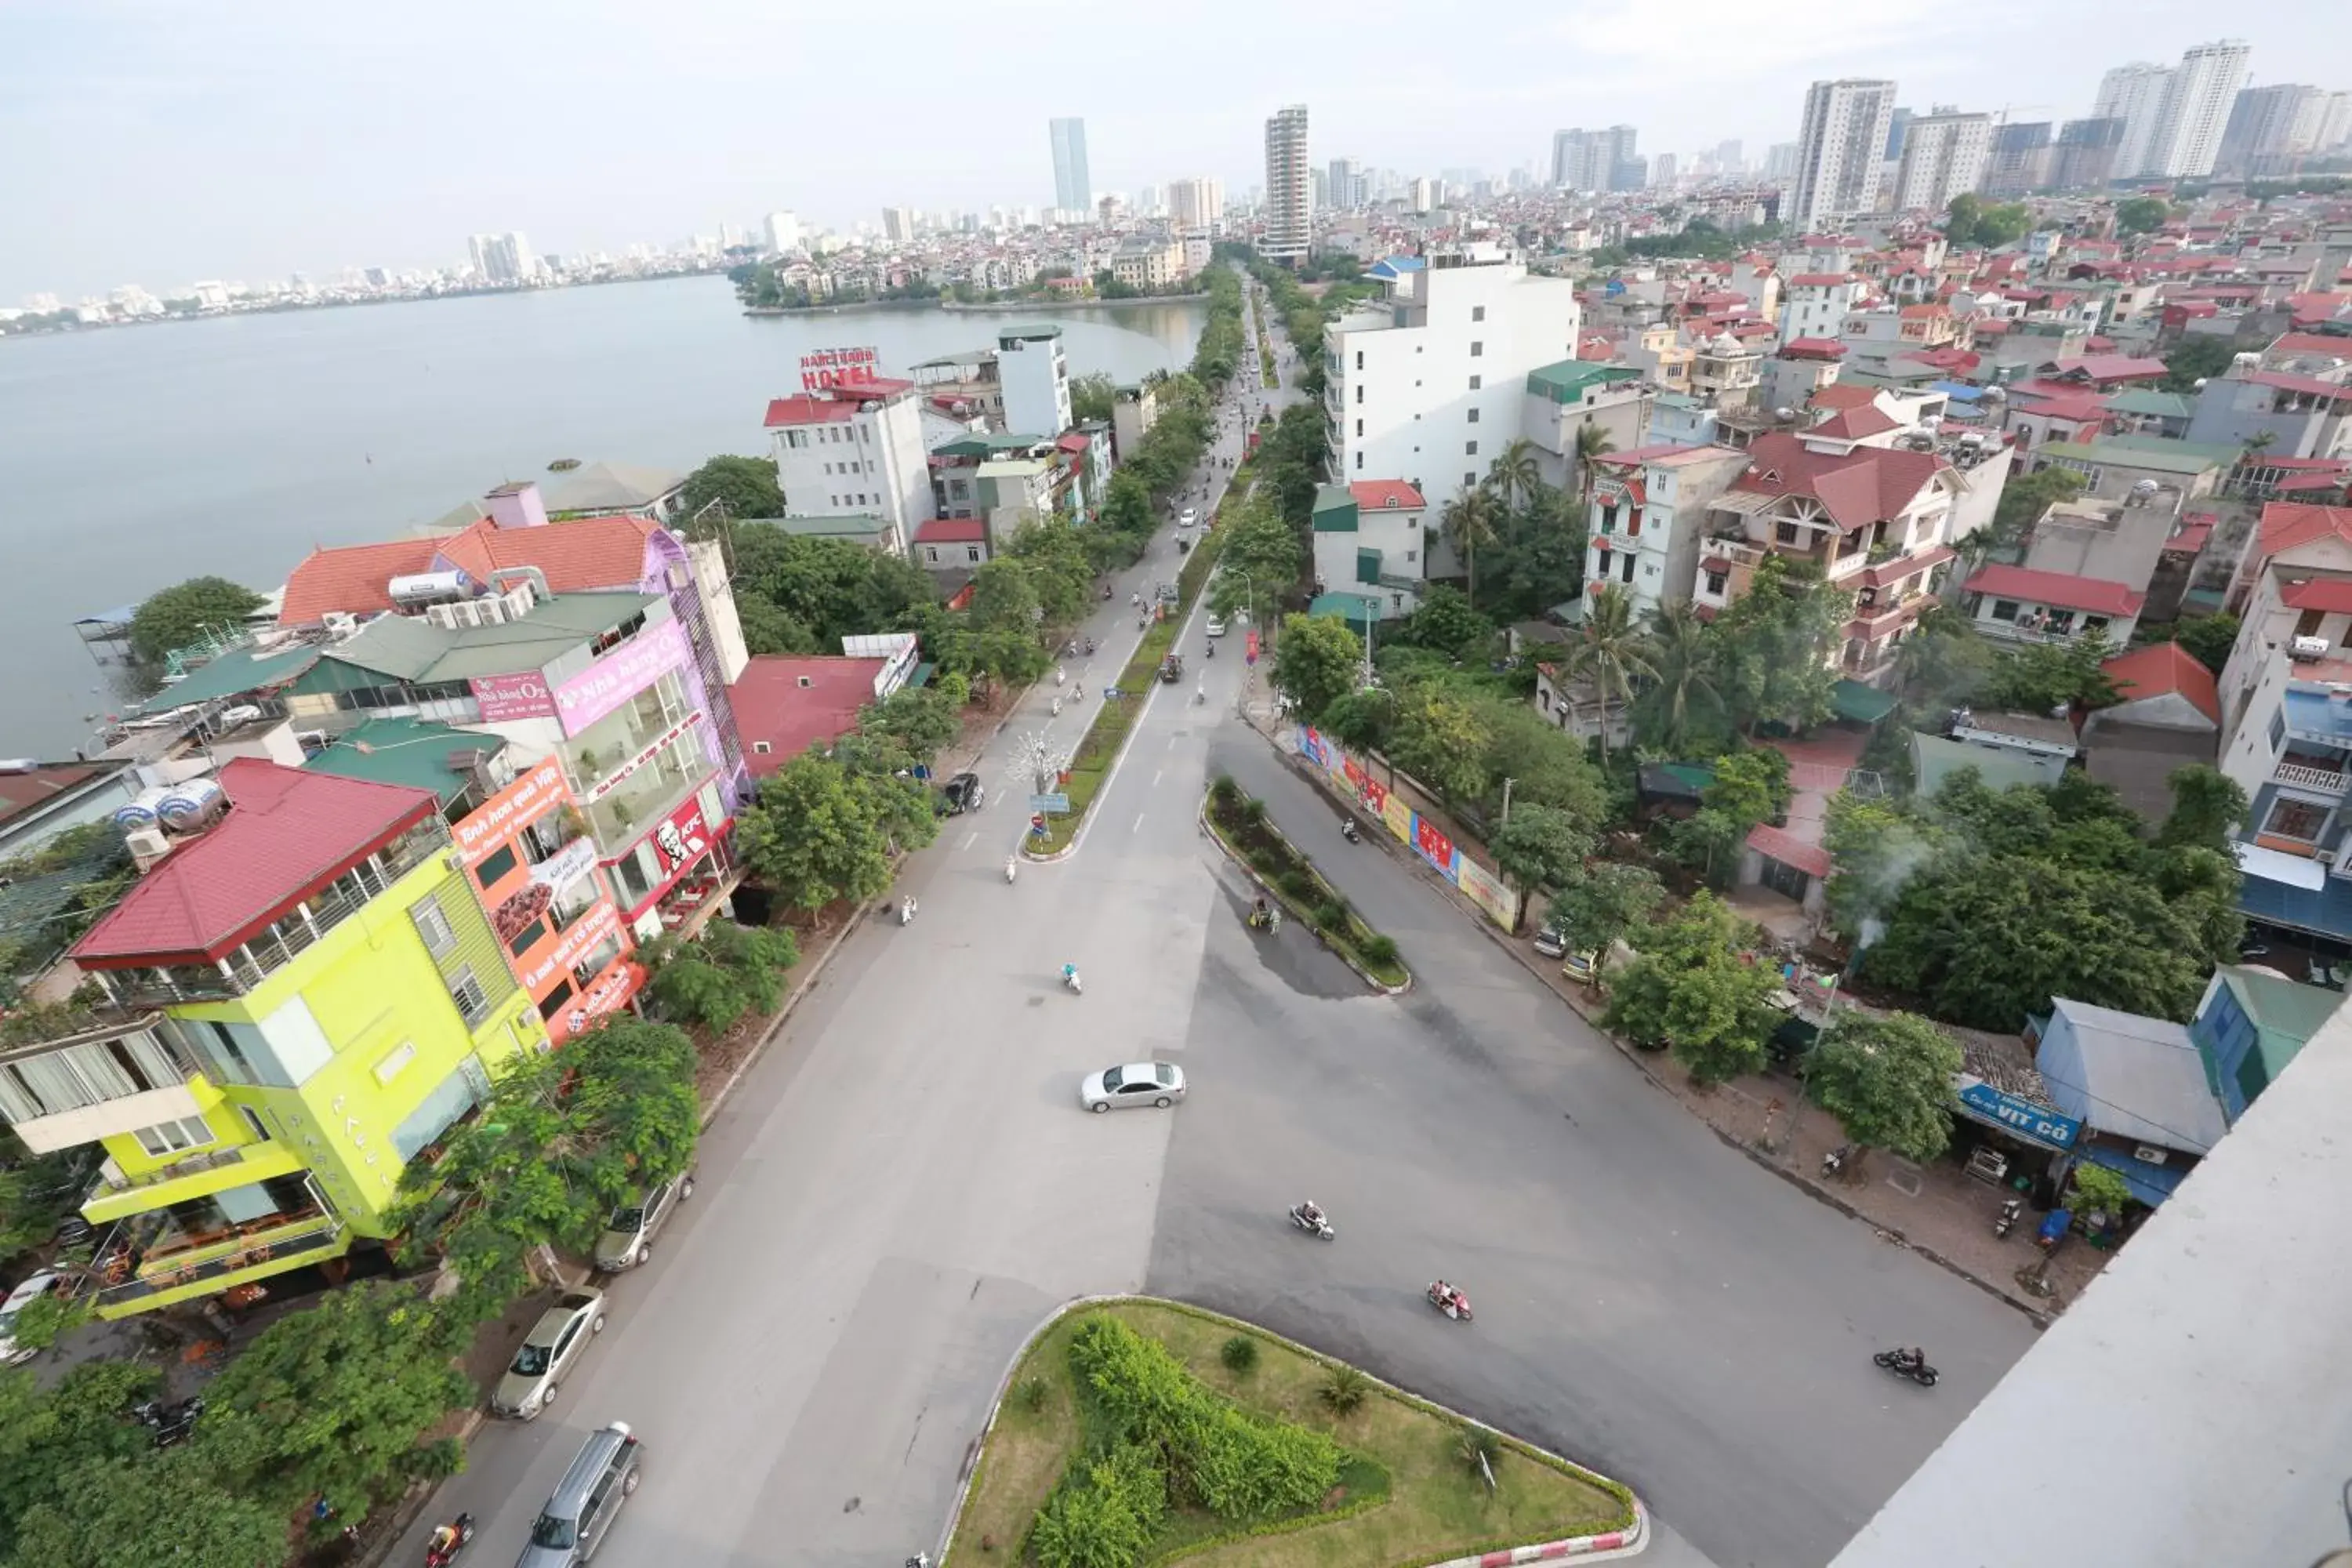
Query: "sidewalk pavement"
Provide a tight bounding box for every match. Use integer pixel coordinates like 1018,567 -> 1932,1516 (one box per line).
1247,713 -> 2103,1325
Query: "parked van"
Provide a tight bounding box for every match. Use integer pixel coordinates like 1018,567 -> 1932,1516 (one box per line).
517,1421 -> 641,1566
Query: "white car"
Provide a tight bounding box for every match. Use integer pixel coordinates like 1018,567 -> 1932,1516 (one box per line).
0,1272 -> 64,1366
1080,1062 -> 1187,1113
1205,615 -> 1228,638
492,1287 -> 608,1418
1178,508 -> 1198,529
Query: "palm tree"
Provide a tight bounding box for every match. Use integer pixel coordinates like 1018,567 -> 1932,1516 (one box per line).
1564,583 -> 1655,765
1573,420 -> 1618,514
1441,485 -> 1502,610
1486,438 -> 1543,520
1639,600 -> 1720,752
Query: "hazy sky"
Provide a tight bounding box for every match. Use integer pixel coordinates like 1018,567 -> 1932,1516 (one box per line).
5,0 -> 2349,299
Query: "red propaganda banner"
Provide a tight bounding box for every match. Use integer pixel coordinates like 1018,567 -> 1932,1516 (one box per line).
1245,628 -> 1261,666
1414,815 -> 1458,877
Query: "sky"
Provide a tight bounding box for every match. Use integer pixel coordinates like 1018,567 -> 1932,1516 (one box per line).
4,0 -> 2350,301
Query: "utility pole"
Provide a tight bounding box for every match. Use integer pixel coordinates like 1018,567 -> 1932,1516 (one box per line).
1501,777 -> 1516,826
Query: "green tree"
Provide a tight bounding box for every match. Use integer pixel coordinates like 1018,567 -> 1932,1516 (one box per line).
1318,685 -> 1396,766
1470,695 -> 1609,829
1441,485 -> 1504,609
1572,421 -> 1617,510
7,1449 -> 285,1568
1269,613 -> 1362,724
1894,603 -> 1994,708
1391,585 -> 1494,660
392,1018 -> 698,1308
1560,583 -> 1655,764
967,557 -> 1044,637
735,593 -> 819,656
1822,791 -> 1949,939
1210,498 -> 1305,621
1804,1012 -> 1964,1174
1069,372 -> 1118,423
1711,555 -> 1849,734
858,686 -> 960,768
1602,892 -> 1780,1084
2160,335 -> 2237,393
679,455 -> 784,525
2171,615 -> 2238,675
1634,598 -> 1724,752
644,922 -> 800,1033
1388,687 -> 1491,805
1670,748 -> 1789,885
203,1279 -> 474,1515
128,576 -> 261,663
1961,465 -> 2085,564
737,751 -> 896,909
0,1360 -> 161,1553
1982,630 -> 2122,712
1489,803 -> 1592,896
1486,438 -> 1544,517
1544,862 -> 1663,957
2155,764 -> 2247,855
2115,195 -> 2173,235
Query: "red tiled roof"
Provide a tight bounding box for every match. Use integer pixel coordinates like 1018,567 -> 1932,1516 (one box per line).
2269,332 -> 2352,361
2277,474 -> 2351,494
2282,578 -> 2352,612
72,758 -> 437,964
278,514 -> 659,626
2257,501 -> 2352,559
1745,822 -> 1833,880
914,517 -> 986,544
2049,354 -> 2168,383
729,655 -> 888,778
1807,383 -> 1882,411
1348,480 -> 1425,512
2101,641 -> 2221,724
2164,520 -> 2214,554
1964,563 -> 2146,616
0,764 -> 107,829
764,396 -> 861,427
2243,369 -> 2352,401
1810,405 -> 1900,441
1731,431 -> 1947,533
1779,337 -> 1848,359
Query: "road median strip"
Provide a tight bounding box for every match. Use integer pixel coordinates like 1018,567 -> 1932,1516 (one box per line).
1203,775 -> 1410,992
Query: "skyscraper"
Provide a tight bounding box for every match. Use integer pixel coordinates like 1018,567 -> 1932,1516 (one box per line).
763,211 -> 801,253
1327,157 -> 1366,210
2095,62 -> 2176,180
1892,111 -> 1994,212
2142,40 -> 2251,178
1763,142 -> 1800,180
1548,126 -> 1640,193
1789,80 -> 1899,230
2051,118 -> 2127,190
1048,118 -> 1092,216
2215,82 -> 2323,177
880,208 -> 915,245
466,233 -> 534,284
1167,177 -> 1225,229
1984,122 -> 2055,197
1261,104 -> 1311,264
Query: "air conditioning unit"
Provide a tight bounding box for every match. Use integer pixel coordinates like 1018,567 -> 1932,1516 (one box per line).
124,826 -> 171,862
322,612 -> 361,637
2292,635 -> 2330,661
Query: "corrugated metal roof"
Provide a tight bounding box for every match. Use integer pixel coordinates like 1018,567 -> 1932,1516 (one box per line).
2042,999 -> 2227,1153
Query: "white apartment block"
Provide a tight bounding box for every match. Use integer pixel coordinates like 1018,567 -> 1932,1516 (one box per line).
764,380 -> 935,552
1893,112 -> 1993,212
2096,62 -> 2176,180
1779,274 -> 1868,345
1262,105 -> 1312,263
996,324 -> 1072,436
1322,246 -> 1583,506
2144,40 -> 2250,178
1167,177 -> 1225,229
1582,444 -> 1754,623
1790,80 -> 1898,230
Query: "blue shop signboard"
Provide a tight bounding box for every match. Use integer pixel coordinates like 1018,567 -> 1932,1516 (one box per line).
1952,1076 -> 2080,1152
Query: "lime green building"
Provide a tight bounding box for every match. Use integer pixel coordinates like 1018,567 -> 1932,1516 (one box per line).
0,758 -> 544,1317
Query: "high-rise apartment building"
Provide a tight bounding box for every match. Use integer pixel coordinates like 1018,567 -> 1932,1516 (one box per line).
1713,140 -> 1745,174
1652,153 -> 1679,188
2216,84 -> 2328,176
763,211 -> 801,253
1167,177 -> 1225,229
1049,118 -> 1092,216
1763,143 -> 1799,180
1984,122 -> 2055,196
1327,157 -> 1367,210
880,208 -> 915,245
2051,118 -> 2127,189
2095,63 -> 2175,180
2142,41 -> 2251,179
1892,110 -> 1994,212
1790,80 -> 1899,229
466,232 -> 535,284
1549,126 -> 1641,192
1261,104 -> 1311,264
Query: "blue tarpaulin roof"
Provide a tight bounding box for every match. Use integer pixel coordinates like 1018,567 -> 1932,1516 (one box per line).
1932,380 -> 1987,402
2238,860 -> 2352,942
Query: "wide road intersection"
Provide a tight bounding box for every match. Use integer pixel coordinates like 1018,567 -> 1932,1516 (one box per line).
400,282 -> 2033,1568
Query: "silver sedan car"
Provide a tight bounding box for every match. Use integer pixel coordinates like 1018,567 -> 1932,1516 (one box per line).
492,1287 -> 607,1419
1080,1061 -> 1187,1112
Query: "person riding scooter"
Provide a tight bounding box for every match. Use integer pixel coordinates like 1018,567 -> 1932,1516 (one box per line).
1297,1199 -> 1325,1229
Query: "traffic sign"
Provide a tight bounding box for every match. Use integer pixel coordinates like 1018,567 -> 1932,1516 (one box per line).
1029,793 -> 1070,813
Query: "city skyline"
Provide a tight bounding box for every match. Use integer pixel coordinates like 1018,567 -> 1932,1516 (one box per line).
5,0 -> 2351,298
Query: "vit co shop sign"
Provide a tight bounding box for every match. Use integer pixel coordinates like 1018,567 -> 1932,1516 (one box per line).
554,621 -> 691,738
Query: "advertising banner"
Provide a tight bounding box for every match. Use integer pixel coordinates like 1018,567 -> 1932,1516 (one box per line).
1454,852 -> 1523,930
452,757 -> 570,868
470,671 -> 557,723
550,961 -> 644,1046
554,621 -> 691,739
528,837 -> 598,891
521,900 -> 621,991
1954,1076 -> 2081,1152
1413,815 -> 1460,881
621,793 -> 718,918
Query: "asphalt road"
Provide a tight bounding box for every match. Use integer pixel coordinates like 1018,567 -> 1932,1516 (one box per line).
396,278 -> 2033,1568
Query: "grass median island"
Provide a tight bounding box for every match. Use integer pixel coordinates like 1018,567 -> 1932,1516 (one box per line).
1206,776 -> 1410,989
946,1299 -> 1633,1568
1026,478 -> 1247,855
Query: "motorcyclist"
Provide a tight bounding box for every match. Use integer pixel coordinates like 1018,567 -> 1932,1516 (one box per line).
900,895 -> 916,923
1253,895 -> 1270,927
1298,1199 -> 1324,1228
1899,1346 -> 1928,1372
1206,639 -> 1215,658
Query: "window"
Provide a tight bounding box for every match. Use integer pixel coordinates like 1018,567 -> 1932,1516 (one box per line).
752,740 -> 771,755
537,978 -> 577,1022
1991,599 -> 2020,622
1355,350 -> 1363,370
1775,521 -> 1800,545
1620,554 -> 1635,584
1468,374 -> 1481,390
473,844 -> 518,888
412,898 -> 458,957
1705,571 -> 1728,596
1467,408 -> 1481,424
509,917 -> 550,959
1465,441 -> 1479,456
1472,305 -> 1486,322
2269,709 -> 2288,753
238,1105 -> 271,1143
1355,452 -> 1365,470
448,968 -> 492,1027
373,1041 -> 416,1085
1469,341 -> 1484,358
1464,471 -> 1476,489
134,1116 -> 215,1158
2264,796 -> 2330,841
1356,383 -> 1363,405
967,545 -> 982,562
1406,548 -> 1417,561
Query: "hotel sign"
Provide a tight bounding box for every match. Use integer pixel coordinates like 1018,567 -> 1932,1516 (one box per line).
800,345 -> 880,391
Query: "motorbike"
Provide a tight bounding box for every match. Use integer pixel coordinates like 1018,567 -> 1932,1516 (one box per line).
1062,967 -> 1083,996
1248,903 -> 1282,935
1288,1203 -> 1335,1240
1821,1145 -> 1853,1177
424,1514 -> 477,1568
1425,1282 -> 1474,1322
1083,637 -> 1097,655
1051,696 -> 1063,716
898,896 -> 916,927
1994,1196 -> 2022,1238
133,1395 -> 205,1448
1872,1348 -> 1939,1388
1055,666 -> 1067,685
1194,684 -> 1206,705
1062,641 -> 1078,659
1205,640 -> 1215,658
1004,856 -> 1018,884
1102,585 -> 1113,601
1340,818 -> 1360,844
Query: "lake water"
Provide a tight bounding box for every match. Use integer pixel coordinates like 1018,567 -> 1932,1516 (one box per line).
0,278 -> 1205,753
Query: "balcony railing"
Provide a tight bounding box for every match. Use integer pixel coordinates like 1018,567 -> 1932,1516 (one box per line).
2273,761 -> 2350,792
1703,537 -> 1769,568
93,1144 -> 252,1196
85,1211 -> 345,1305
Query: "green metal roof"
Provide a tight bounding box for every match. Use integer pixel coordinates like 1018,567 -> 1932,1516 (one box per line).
143,639 -> 324,709
1307,592 -> 1381,632
2098,431 -> 2244,466
2221,964 -> 2343,1042
1312,484 -> 1359,532
1526,359 -> 1640,405
2103,388 -> 2195,419
1911,733 -> 2067,794
301,718 -> 500,804
2035,440 -> 2222,476
1831,677 -> 1898,724
741,514 -> 893,539
296,593 -> 660,688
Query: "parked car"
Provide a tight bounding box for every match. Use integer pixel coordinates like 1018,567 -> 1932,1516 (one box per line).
0,1272 -> 63,1366
1080,1062 -> 1187,1113
593,1174 -> 694,1271
940,772 -> 985,815
1533,919 -> 1570,959
492,1287 -> 608,1419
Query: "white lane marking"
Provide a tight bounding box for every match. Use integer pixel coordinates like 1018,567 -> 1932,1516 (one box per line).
1132,812 -> 1145,833
958,830 -> 977,851
1152,769 -> 1163,788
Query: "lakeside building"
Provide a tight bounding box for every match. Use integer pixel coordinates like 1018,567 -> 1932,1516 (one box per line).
764,379 -> 937,553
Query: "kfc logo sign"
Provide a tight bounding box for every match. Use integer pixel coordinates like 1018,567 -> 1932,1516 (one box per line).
654,804 -> 708,873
